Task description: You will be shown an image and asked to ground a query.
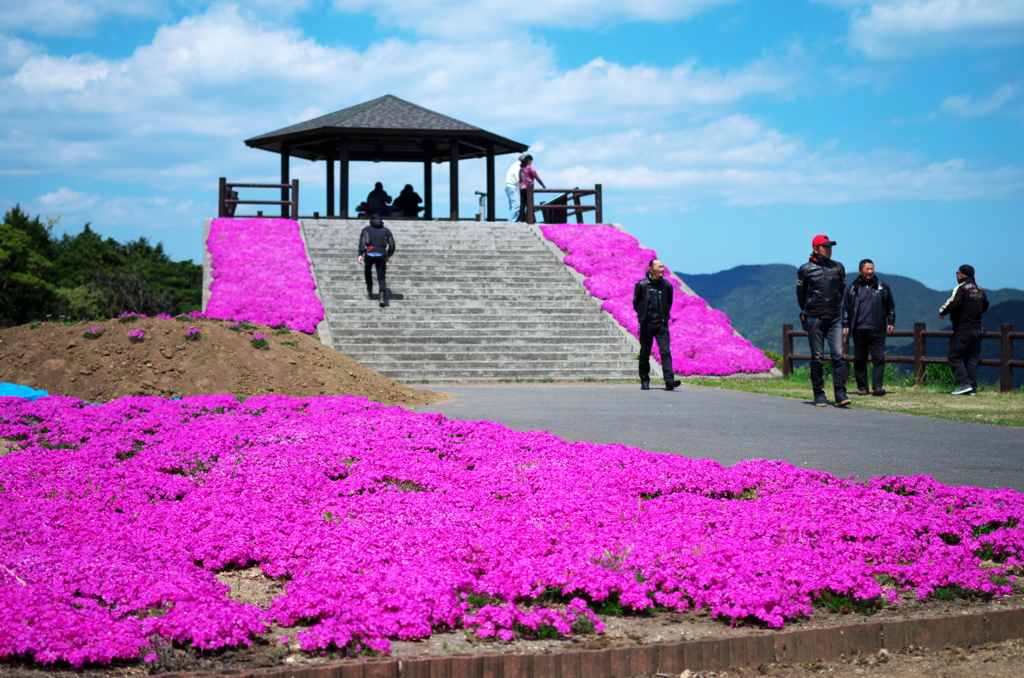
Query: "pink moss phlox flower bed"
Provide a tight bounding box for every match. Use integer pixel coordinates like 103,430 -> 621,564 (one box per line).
206,218 -> 323,333
2,395 -> 1022,666
539,224 -> 775,375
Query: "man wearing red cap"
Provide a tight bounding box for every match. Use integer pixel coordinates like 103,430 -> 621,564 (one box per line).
797,235 -> 850,407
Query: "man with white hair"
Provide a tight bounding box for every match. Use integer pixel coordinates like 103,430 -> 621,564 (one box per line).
504,155 -> 525,222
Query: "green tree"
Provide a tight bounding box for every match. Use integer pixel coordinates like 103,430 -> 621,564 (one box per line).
2,205 -> 202,323
1,207 -> 56,323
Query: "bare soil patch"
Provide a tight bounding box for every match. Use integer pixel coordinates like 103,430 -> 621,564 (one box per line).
0,319 -> 445,407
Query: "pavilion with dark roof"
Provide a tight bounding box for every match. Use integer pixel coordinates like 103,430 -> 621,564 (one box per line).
244,95 -> 528,221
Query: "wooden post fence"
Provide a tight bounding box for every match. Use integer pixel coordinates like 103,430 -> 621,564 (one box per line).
781,322 -> 1022,392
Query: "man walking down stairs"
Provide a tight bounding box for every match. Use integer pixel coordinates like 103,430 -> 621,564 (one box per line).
302,219 -> 643,382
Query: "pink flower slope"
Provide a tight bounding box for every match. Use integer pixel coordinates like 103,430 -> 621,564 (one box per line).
206,218 -> 324,333
540,224 -> 775,376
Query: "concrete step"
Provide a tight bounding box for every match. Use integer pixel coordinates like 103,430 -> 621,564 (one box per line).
301,218 -> 641,380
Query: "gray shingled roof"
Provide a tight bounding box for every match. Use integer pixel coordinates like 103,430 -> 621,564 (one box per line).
248,95 -> 479,141
244,95 -> 526,162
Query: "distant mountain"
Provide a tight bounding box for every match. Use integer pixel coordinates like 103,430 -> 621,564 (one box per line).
676,264 -> 1024,357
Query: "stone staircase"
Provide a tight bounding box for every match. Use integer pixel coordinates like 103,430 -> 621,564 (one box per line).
301,219 -> 647,382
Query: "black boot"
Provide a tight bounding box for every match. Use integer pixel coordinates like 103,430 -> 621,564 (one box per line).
640,379 -> 650,390
665,377 -> 681,390
379,290 -> 386,307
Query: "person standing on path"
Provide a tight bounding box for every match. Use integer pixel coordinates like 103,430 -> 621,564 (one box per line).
517,155 -> 546,222
940,264 -> 989,395
358,217 -> 396,308
842,259 -> 896,396
504,155 -> 524,222
633,259 -> 682,391
797,235 -> 851,407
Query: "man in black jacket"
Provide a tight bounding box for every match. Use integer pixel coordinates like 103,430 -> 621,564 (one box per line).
940,264 -> 989,395
842,259 -> 896,396
796,235 -> 850,407
633,259 -> 682,391
357,217 -> 396,308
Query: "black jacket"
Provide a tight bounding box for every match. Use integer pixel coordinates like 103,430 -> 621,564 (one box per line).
633,275 -> 673,325
358,223 -> 395,257
842,276 -> 896,337
797,255 -> 846,319
939,279 -> 989,331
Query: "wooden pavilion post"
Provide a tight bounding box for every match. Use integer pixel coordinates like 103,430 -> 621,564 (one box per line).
280,143 -> 290,218
423,156 -> 433,220
486,145 -> 496,222
338,138 -> 350,219
449,138 -> 460,220
325,147 -> 335,217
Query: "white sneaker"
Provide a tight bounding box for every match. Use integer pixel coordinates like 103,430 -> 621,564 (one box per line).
950,385 -> 973,395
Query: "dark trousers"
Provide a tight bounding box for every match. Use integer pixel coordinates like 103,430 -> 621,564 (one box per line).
639,321 -> 674,382
852,328 -> 886,391
364,256 -> 387,294
805,315 -> 847,396
948,329 -> 983,389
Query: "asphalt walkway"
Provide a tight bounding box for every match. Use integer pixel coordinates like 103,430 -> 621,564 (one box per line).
417,383 -> 1024,492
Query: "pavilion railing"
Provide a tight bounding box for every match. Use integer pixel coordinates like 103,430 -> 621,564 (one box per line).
781,322 -> 1023,392
524,185 -> 603,224
219,177 -> 299,219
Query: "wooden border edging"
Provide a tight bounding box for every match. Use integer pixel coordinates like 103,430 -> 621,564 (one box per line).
156,606 -> 1024,678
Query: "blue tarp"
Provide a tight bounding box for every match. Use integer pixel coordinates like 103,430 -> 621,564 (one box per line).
0,383 -> 50,401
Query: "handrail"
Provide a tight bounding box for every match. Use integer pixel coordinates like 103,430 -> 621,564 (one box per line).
524,184 -> 603,224
781,322 -> 1022,392
219,177 -> 299,219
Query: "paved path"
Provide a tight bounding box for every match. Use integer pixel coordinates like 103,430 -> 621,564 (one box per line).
417,383 -> 1024,492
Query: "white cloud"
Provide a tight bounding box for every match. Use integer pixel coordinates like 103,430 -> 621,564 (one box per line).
331,0 -> 738,38
0,0 -> 167,38
28,187 -> 203,232
536,124 -> 1024,206
817,0 -> 1024,58
938,84 -> 1017,118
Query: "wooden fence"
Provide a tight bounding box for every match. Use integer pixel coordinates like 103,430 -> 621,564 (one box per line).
219,177 -> 299,219
781,322 -> 1023,392
524,185 -> 603,224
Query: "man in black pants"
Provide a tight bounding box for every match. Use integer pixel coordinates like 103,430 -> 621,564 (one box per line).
796,235 -> 850,407
633,259 -> 682,391
357,217 -> 396,307
940,264 -> 989,395
842,259 -> 896,396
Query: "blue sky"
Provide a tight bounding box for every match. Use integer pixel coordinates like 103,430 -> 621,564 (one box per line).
2,0 -> 1022,291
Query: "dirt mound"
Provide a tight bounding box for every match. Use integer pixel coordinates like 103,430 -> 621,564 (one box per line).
0,318 -> 445,406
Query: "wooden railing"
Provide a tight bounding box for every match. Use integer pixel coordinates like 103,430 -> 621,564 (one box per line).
781,323 -> 1023,392
219,177 -> 299,219
524,185 -> 603,224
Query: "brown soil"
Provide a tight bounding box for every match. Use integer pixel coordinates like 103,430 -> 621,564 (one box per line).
1,569 -> 1022,677
0,319 -> 445,407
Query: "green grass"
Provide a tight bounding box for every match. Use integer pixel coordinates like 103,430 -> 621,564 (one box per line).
685,365 -> 1024,428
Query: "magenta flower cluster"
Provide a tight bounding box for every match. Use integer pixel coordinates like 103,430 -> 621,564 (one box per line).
82,327 -> 104,339
185,327 -> 202,341
539,224 -> 775,375
1,394 -> 1020,666
127,327 -> 146,343
205,218 -> 324,333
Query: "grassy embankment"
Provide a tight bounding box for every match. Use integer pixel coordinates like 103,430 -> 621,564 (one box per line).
686,365 -> 1024,428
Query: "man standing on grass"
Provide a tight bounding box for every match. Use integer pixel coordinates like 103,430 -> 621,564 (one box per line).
940,264 -> 989,396
797,235 -> 850,407
842,259 -> 896,396
633,259 -> 682,392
